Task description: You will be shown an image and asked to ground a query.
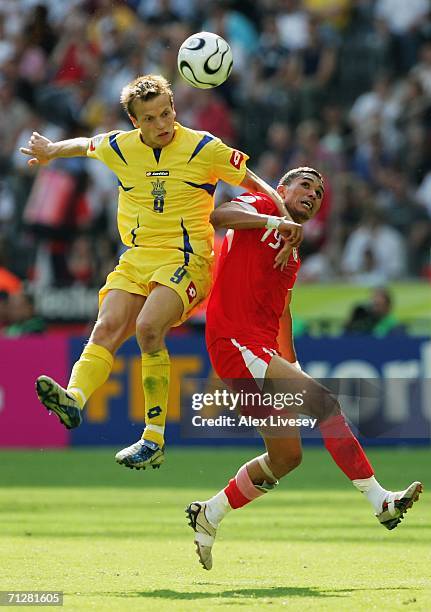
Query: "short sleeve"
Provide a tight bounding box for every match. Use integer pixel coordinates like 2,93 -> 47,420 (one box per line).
211,138 -> 249,185
231,193 -> 276,215
86,132 -> 110,163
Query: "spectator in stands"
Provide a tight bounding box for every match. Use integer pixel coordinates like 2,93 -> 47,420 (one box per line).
265,121 -> 295,166
300,15 -> 337,90
193,90 -> 237,145
0,78 -> 30,173
320,103 -> 349,156
344,287 -> 402,336
4,291 -> 46,337
351,131 -> 393,186
349,74 -> 396,146
66,235 -> 95,287
23,3 -> 57,56
374,0 -> 429,71
342,211 -> 406,283
254,151 -> 283,188
276,0 -> 310,51
257,13 -> 290,79
263,54 -> 306,123
290,119 -> 344,174
335,175 -> 374,249
50,9 -> 99,87
376,168 -> 431,275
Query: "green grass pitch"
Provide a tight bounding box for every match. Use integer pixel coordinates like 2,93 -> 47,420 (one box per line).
0,447 -> 429,610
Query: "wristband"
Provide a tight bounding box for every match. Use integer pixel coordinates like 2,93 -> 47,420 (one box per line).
265,216 -> 283,231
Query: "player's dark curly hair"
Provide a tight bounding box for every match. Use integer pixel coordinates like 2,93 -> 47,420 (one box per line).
120,74 -> 174,118
279,166 -> 324,187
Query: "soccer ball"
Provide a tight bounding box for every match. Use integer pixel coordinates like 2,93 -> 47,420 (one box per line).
177,31 -> 233,89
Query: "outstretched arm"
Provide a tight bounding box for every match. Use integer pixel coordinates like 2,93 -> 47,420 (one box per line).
210,201 -> 303,247
20,131 -> 90,168
240,167 -> 290,218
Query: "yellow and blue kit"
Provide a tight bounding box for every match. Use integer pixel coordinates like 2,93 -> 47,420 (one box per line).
87,121 -> 248,323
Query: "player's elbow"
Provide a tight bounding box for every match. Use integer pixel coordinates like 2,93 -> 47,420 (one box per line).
210,208 -> 227,229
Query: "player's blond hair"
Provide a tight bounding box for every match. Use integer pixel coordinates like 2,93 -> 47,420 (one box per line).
279,166 -> 324,187
120,74 -> 174,118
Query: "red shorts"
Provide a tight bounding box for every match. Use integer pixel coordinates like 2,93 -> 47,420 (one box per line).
208,337 -> 279,386
208,338 -> 298,425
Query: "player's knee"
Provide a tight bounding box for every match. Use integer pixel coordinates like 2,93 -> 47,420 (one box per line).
311,390 -> 342,424
136,319 -> 163,352
321,395 -> 342,421
91,316 -> 125,350
269,449 -> 302,478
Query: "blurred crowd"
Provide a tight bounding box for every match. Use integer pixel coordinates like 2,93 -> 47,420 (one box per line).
0,0 -> 430,330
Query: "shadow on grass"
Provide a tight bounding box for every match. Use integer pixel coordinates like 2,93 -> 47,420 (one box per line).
109,587 -> 342,600
102,585 -> 421,601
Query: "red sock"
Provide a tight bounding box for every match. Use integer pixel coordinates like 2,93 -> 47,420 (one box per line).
224,465 -> 266,509
319,414 -> 374,480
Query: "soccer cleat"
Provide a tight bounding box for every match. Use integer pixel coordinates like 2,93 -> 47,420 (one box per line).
376,481 -> 423,530
185,501 -> 217,570
114,439 -> 165,470
36,375 -> 82,429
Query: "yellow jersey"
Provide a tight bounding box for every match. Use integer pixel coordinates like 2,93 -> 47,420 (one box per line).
87,122 -> 248,261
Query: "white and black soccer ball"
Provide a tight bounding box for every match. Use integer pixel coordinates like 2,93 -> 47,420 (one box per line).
177,32 -> 233,89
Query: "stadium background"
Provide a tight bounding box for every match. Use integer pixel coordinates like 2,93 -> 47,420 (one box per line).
0,1 -> 430,609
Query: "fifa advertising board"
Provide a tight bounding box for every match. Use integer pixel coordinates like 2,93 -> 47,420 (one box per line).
68,333 -> 431,447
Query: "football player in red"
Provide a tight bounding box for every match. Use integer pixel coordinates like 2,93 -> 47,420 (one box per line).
186,166 -> 422,570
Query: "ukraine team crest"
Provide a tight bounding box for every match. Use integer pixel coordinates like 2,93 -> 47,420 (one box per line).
151,179 -> 166,213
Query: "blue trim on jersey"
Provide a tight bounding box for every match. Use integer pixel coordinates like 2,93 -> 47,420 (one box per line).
117,178 -> 134,191
131,216 -> 139,246
187,134 -> 214,163
180,218 -> 193,266
109,133 -> 128,165
153,148 -> 161,163
184,180 -> 217,196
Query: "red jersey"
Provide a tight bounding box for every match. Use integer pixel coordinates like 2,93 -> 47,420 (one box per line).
206,193 -> 300,350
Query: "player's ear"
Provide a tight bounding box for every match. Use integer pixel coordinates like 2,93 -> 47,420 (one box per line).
129,114 -> 138,128
172,105 -> 177,120
277,184 -> 287,199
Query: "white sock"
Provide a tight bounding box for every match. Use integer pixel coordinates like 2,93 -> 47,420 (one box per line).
352,475 -> 389,513
205,490 -> 231,527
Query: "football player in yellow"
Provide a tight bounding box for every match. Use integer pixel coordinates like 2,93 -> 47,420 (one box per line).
21,74 -> 300,470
